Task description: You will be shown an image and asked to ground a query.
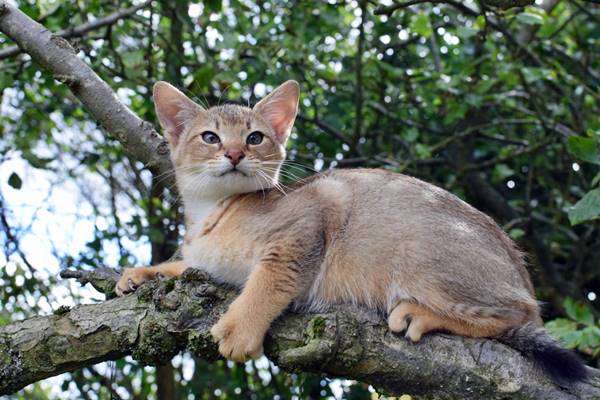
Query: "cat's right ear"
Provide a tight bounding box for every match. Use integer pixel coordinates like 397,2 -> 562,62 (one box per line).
153,81 -> 203,146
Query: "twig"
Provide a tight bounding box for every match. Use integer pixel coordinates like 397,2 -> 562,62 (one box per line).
296,114 -> 352,146
461,136 -> 554,172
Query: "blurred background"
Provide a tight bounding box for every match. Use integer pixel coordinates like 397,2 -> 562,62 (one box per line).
0,0 -> 599,398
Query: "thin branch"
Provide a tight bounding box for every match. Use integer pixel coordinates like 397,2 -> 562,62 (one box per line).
0,191 -> 36,274
296,114 -> 352,146
374,0 -> 533,15
462,136 -> 554,172
85,367 -> 125,400
375,0 -> 454,15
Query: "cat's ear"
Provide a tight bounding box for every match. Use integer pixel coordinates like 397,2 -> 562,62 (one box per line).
153,81 -> 203,146
253,80 -> 300,143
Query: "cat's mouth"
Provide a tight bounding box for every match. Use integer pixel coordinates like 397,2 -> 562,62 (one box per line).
218,169 -> 248,177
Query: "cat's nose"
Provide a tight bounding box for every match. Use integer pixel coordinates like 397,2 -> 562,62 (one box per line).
225,149 -> 245,166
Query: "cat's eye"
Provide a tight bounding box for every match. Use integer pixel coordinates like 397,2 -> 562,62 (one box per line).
246,131 -> 264,145
201,131 -> 220,144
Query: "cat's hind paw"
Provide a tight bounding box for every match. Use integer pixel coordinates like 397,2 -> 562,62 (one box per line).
388,301 -> 443,342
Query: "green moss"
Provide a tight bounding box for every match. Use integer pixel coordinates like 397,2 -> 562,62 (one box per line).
163,277 -> 176,293
186,331 -> 220,361
115,330 -> 134,349
0,337 -> 13,368
0,341 -> 23,395
338,339 -> 363,368
306,316 -> 326,340
135,282 -> 156,303
132,317 -> 180,365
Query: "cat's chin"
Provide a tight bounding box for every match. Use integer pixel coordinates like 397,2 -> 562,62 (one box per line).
182,173 -> 275,201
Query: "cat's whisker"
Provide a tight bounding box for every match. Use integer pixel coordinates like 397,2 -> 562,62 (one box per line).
256,170 -> 286,196
176,171 -> 212,202
190,91 -> 210,110
259,166 -> 309,184
153,164 -> 207,179
217,84 -> 233,107
262,153 -> 282,159
262,159 -> 316,172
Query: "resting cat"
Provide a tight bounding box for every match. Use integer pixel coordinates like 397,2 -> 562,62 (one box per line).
116,80 -> 586,383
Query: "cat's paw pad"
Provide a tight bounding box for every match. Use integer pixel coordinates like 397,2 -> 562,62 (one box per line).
115,267 -> 155,296
210,316 -> 264,362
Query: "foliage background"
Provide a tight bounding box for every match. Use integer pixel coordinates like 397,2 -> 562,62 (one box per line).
0,0 -> 599,398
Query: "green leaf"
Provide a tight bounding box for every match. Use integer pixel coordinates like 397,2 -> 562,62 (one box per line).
508,228 -> 525,240
568,188 -> 600,225
591,172 -> 600,187
517,12 -> 544,25
7,172 -> 22,190
415,143 -> 431,159
410,13 -> 432,38
474,78 -> 497,94
564,298 -> 595,326
404,128 -> 419,143
579,326 -> 600,349
122,50 -> 145,78
521,67 -> 555,83
492,164 -> 515,182
567,136 -> 600,164
545,318 -> 581,348
456,26 -> 477,39
205,0 -> 222,12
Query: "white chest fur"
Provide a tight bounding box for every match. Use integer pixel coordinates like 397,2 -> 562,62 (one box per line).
182,197 -> 257,288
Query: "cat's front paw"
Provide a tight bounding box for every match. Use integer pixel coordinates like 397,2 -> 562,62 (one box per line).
210,310 -> 264,362
115,267 -> 156,296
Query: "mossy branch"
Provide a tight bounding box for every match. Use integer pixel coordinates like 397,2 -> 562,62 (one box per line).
0,268 -> 598,399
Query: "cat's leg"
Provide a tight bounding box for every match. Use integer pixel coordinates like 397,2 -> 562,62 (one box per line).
211,238 -> 322,362
115,260 -> 186,296
388,301 -> 509,342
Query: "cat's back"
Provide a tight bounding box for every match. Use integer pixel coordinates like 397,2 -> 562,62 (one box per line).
316,168 -> 509,243
303,168 -> 531,297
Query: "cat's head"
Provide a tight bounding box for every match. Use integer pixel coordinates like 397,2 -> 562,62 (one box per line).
153,80 -> 299,200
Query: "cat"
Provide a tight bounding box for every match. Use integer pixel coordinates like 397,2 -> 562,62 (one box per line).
115,80 -> 587,383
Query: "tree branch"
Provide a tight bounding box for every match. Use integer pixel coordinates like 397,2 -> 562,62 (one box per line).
1,268 -> 599,398
0,1 -> 175,189
0,1 -> 153,61
374,0 -> 533,15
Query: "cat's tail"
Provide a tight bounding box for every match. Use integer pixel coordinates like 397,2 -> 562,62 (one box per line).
496,322 -> 588,384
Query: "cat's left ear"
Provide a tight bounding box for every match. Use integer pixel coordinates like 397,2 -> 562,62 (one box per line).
153,81 -> 204,146
253,80 -> 300,143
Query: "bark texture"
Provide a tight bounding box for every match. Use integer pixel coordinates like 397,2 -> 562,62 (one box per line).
1,268 -> 599,399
